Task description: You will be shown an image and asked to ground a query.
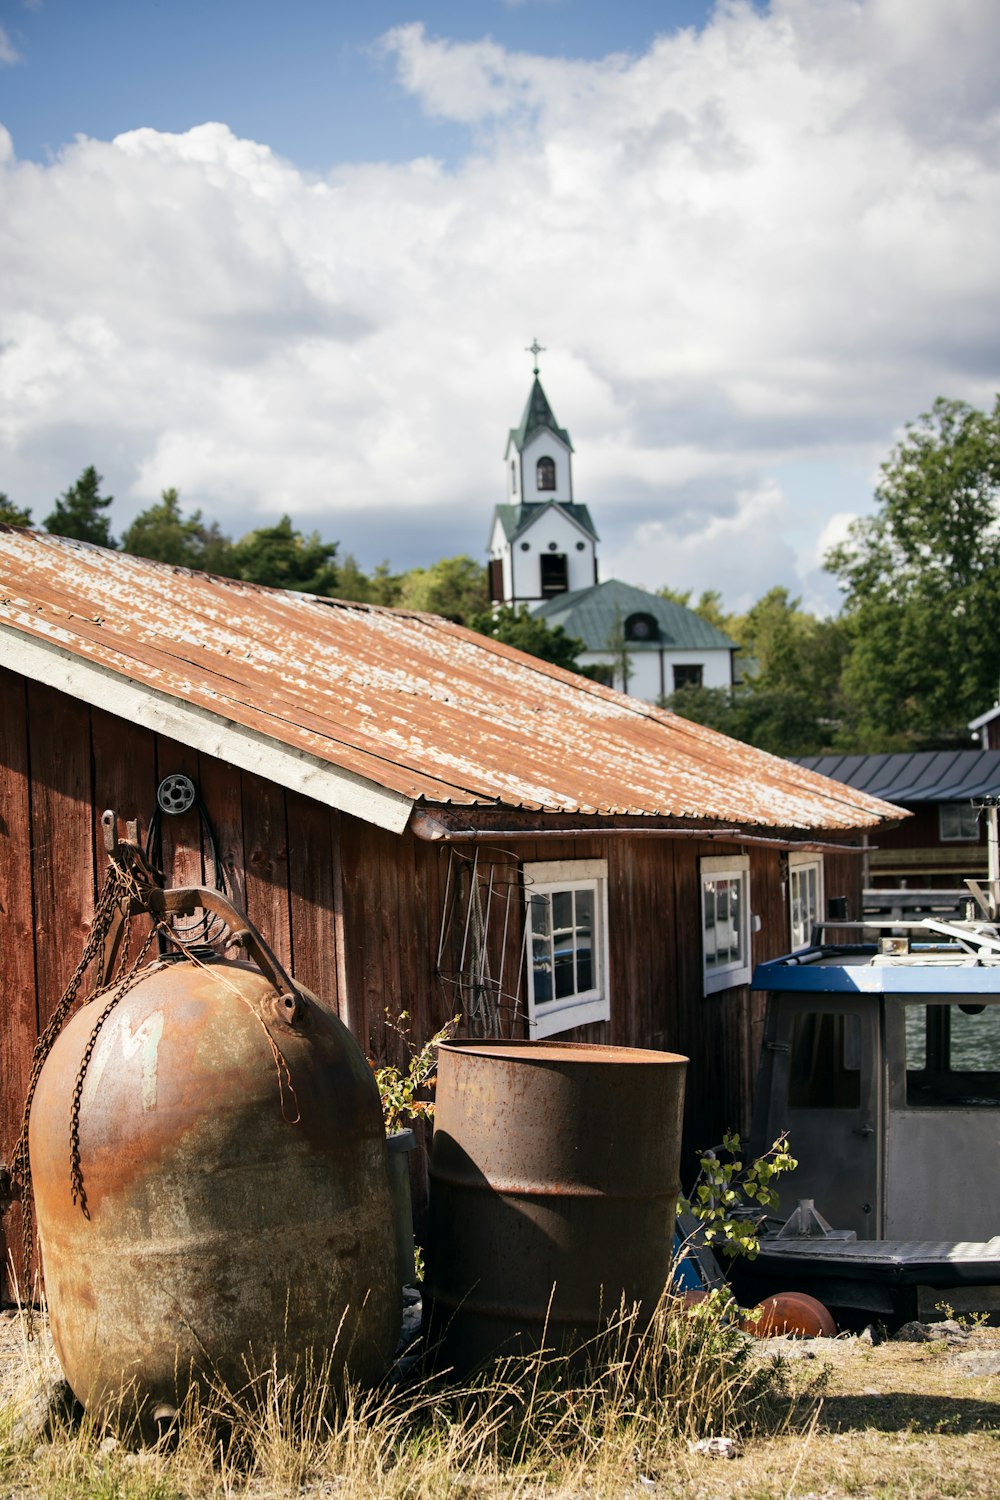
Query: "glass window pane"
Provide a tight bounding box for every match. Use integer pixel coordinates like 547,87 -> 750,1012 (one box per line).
906,1002 -> 1000,1106
788,1012 -> 861,1108
552,889 -> 573,933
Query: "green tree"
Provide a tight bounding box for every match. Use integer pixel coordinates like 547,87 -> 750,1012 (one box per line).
0,493 -> 32,526
227,514 -> 339,595
335,554 -> 403,607
121,488 -> 232,572
44,466 -> 116,547
657,585 -> 733,635
469,604 -> 587,673
396,555 -> 488,624
660,587 -> 848,756
826,395 -> 1000,749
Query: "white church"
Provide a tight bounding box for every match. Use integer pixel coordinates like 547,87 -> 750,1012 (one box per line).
487,360 -> 737,705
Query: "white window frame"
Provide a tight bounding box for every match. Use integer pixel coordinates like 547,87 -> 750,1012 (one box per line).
788,851 -> 824,951
939,803 -> 978,842
524,858 -> 610,1039
701,855 -> 751,995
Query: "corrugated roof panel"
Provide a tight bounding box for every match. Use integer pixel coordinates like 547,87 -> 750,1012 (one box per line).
0,528 -> 903,832
795,751 -> 1000,804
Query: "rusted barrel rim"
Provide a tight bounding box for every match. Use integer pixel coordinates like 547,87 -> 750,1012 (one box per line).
439,1039 -> 689,1065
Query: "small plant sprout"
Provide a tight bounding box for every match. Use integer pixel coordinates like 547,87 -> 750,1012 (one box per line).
370,1011 -> 458,1135
679,1131 -> 797,1260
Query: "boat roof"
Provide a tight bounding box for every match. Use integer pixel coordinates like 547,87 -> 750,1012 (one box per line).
753,941 -> 1000,996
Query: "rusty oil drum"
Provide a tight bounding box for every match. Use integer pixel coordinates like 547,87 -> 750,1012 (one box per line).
28,953 -> 399,1432
424,1039 -> 688,1372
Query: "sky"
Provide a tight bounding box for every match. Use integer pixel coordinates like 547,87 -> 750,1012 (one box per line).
1,0 -> 999,615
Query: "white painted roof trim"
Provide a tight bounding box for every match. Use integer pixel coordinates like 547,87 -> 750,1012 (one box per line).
969,704 -> 1000,731
0,624 -> 414,835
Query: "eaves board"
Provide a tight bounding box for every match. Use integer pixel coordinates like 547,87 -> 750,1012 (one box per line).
0,625 -> 414,833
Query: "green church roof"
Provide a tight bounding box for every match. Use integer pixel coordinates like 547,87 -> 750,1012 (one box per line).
507,376 -> 574,454
493,501 -> 599,544
532,578 -> 738,653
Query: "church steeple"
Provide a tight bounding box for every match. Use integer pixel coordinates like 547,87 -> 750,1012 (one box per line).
504,342 -> 574,505
488,347 -> 598,609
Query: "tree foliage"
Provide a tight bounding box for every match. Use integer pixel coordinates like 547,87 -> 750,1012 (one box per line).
0,493 -> 32,526
226,514 -> 340,596
469,603 -> 587,673
120,488 -> 231,572
826,396 -> 1000,748
396,555 -> 488,624
44,466 -> 116,547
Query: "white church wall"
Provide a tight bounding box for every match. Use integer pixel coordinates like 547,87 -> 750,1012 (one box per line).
509,504 -> 595,603
521,432 -> 573,504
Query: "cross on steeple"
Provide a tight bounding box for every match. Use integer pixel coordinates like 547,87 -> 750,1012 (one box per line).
525,338 -> 546,375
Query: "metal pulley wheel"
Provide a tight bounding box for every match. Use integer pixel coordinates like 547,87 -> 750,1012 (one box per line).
156,774 -> 197,815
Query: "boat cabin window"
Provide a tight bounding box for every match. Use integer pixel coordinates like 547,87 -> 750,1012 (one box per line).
904,1002 -> 1000,1106
788,1011 -> 861,1109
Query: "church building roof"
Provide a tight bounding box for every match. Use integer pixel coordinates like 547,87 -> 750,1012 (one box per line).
493,501 -> 599,543
507,376 -> 574,454
533,578 -> 738,653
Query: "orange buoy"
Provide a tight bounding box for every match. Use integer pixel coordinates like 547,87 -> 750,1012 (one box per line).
741,1291 -> 836,1338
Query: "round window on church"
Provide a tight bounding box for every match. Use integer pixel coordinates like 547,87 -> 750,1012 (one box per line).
520,541 -> 530,551
576,541 -> 585,551
547,542 -> 558,552
625,612 -> 659,643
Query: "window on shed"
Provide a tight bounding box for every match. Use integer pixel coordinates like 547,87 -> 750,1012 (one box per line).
788,852 -> 824,950
673,664 -> 704,691
536,456 -> 556,491
939,803 -> 979,842
524,859 -> 610,1038
701,855 -> 751,994
540,553 -> 568,597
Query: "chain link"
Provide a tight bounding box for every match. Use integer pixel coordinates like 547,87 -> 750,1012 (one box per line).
8,851 -> 158,1329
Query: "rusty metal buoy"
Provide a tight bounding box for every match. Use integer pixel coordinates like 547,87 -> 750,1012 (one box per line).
28,895 -> 399,1436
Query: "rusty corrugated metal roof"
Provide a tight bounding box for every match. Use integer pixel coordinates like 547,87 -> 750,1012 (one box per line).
0,528 -> 903,833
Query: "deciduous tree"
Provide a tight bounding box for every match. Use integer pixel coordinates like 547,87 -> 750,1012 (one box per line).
469,603 -> 586,673
228,514 -> 339,595
121,488 -> 232,572
826,395 -> 1000,748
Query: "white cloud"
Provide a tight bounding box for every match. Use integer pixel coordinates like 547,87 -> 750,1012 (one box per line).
0,26 -> 21,66
1,1 -> 999,603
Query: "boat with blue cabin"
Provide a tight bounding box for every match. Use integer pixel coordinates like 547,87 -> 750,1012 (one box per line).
728,914 -> 1000,1327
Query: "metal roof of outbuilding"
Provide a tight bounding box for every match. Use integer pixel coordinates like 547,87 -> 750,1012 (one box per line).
0,527 -> 902,836
794,751 -> 1000,804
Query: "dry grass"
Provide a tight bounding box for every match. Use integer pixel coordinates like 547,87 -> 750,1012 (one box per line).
1,1297 -> 999,1499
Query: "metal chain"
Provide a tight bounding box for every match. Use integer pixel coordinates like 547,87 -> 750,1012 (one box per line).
8,852 -> 156,1328
68,920 -> 160,1217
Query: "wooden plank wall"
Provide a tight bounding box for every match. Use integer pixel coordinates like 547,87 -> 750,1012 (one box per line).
0,670 -> 865,1298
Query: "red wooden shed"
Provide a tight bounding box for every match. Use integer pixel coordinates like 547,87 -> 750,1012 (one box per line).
0,526 -> 902,1299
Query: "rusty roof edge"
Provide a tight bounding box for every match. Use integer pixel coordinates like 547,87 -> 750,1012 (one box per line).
0,622 -> 414,835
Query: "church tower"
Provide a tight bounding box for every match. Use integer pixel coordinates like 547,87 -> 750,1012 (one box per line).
488,344 -> 599,608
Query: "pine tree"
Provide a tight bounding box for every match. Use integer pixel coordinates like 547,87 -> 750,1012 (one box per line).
44,466 -> 116,547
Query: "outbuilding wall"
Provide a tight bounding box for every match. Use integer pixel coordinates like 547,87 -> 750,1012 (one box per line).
0,666 -> 865,1299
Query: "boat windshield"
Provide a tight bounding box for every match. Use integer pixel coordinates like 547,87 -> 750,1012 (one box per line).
904,1001 -> 1000,1107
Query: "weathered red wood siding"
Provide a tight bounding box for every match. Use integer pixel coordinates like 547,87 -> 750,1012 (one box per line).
0,670 -> 865,1299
